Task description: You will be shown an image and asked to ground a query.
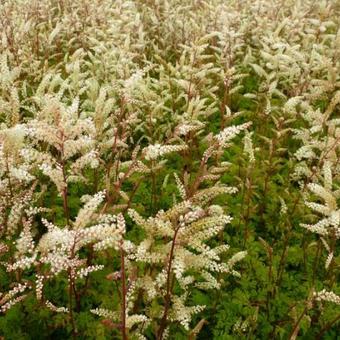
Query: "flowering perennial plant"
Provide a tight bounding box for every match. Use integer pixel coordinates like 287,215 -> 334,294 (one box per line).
0,0 -> 339,338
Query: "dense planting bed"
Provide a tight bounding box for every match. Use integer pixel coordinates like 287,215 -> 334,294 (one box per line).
0,0 -> 339,338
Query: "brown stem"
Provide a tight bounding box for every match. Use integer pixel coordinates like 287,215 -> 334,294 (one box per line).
312,240 -> 322,287
5,155 -> 14,198
188,157 -> 207,198
287,243 -> 321,340
157,225 -> 181,339
151,160 -> 157,214
60,133 -> 69,224
258,120 -> 281,227
243,176 -> 253,246
79,246 -> 94,300
66,238 -> 79,337
220,81 -> 230,130
316,313 -> 340,339
120,242 -> 128,340
62,186 -> 70,225
68,269 -> 77,338
288,305 -> 308,340
275,191 -> 304,294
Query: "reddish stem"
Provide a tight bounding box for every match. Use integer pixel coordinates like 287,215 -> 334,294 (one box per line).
157,225 -> 181,339
120,242 -> 128,340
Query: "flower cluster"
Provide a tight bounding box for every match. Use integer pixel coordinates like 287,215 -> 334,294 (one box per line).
143,144 -> 188,161
314,289 -> 340,306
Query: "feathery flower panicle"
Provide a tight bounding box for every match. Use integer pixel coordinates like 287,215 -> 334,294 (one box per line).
314,290 -> 340,305
143,143 -> 188,161
45,301 -> 69,313
74,190 -> 106,229
243,131 -> 255,163
215,123 -> 252,146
